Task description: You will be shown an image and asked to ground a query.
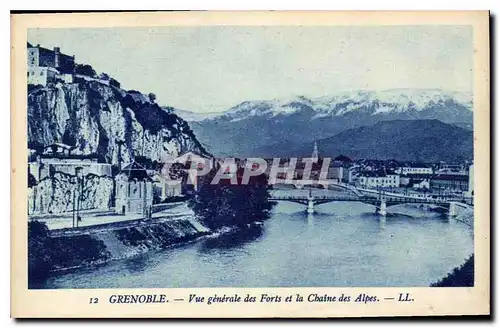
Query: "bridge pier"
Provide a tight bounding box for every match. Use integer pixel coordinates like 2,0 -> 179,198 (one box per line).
270,191 -> 467,219
377,199 -> 387,216
379,215 -> 386,229
307,197 -> 315,214
448,202 -> 458,218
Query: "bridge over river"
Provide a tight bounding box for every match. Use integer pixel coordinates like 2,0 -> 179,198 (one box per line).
269,187 -> 472,217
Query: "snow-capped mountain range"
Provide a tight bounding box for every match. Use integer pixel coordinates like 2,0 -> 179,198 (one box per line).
180,89 -> 473,157
217,89 -> 472,122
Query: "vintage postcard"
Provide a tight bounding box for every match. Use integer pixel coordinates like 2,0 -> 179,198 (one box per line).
11,11 -> 490,318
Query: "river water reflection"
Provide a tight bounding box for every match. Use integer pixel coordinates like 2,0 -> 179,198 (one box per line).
40,196 -> 473,289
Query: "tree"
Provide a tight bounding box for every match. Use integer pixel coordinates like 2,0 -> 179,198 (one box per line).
148,93 -> 156,103
98,72 -> 110,81
28,221 -> 53,284
74,64 -> 96,77
109,78 -> 121,89
28,140 -> 44,155
188,167 -> 273,230
431,255 -> 474,287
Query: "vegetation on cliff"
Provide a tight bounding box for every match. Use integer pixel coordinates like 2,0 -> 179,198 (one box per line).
119,91 -> 201,142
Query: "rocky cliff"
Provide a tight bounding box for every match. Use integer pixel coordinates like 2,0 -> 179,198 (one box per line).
28,79 -> 207,165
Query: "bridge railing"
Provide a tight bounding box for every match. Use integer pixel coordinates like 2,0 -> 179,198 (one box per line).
270,194 -> 473,205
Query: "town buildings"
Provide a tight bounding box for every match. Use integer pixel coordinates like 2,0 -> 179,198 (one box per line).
152,173 -> 183,202
294,154 -> 473,196
356,170 -> 400,188
430,174 -> 470,193
396,163 -> 434,175
410,178 -> 431,190
398,173 -> 432,190
329,155 -> 352,183
327,162 -> 343,182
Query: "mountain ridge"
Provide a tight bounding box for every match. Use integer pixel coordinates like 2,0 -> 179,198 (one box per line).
254,119 -> 473,163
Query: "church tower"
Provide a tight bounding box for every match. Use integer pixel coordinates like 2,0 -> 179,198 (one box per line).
312,141 -> 319,161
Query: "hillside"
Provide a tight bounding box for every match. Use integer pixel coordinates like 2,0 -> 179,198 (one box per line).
254,119 -> 473,162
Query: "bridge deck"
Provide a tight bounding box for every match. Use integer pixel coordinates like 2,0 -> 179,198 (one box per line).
269,195 -> 469,207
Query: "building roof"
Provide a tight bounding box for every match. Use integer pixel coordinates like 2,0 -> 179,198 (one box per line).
400,173 -> 432,179
28,44 -> 51,52
44,143 -> 73,150
39,153 -> 101,162
432,174 -> 468,182
333,154 -> 352,163
28,44 -> 73,58
359,170 -> 386,178
120,162 -> 153,182
402,162 -> 431,168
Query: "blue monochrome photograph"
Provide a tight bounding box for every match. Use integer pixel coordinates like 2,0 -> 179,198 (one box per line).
26,25 -> 475,290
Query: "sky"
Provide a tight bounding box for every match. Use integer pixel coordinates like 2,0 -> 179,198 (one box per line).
28,26 -> 472,113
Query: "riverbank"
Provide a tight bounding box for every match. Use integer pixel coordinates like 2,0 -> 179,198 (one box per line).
36,201 -> 473,289
28,216 -> 211,286
28,213 -> 269,288
430,207 -> 474,287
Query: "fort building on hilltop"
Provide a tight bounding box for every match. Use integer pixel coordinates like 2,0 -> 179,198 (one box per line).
27,43 -> 75,86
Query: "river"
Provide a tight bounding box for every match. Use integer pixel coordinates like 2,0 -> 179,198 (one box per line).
40,191 -> 473,288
